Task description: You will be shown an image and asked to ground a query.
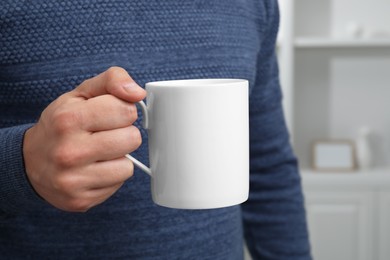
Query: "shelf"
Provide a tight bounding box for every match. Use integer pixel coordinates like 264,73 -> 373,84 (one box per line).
294,37 -> 390,48
301,168 -> 390,190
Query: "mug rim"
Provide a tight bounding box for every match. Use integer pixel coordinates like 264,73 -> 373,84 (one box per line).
145,78 -> 247,88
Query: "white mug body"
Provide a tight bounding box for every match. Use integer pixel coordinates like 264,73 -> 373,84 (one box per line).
145,79 -> 249,209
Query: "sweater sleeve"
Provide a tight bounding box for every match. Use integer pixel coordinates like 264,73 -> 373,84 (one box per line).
241,1 -> 312,259
0,124 -> 47,217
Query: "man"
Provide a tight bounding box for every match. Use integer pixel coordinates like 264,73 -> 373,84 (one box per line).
0,1 -> 311,259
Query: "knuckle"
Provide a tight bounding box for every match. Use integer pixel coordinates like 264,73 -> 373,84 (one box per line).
105,66 -> 128,81
52,110 -> 81,134
123,103 -> 138,123
53,176 -> 93,212
52,176 -> 91,212
130,126 -> 142,148
52,144 -> 82,168
118,159 -> 134,180
52,174 -> 78,193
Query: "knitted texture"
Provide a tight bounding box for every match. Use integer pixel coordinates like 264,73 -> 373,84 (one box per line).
0,0 -> 311,259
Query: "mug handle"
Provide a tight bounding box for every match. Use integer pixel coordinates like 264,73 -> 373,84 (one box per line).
125,101 -> 152,176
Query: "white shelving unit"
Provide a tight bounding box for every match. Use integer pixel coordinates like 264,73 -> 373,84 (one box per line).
278,0 -> 390,259
278,0 -> 390,170
294,38 -> 390,48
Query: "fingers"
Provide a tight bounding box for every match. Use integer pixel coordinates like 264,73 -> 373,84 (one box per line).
79,94 -> 139,132
23,67 -> 145,213
72,67 -> 146,103
48,157 -> 133,212
88,125 -> 142,162
55,125 -> 142,166
56,181 -> 126,213
84,182 -> 125,209
82,157 -> 134,189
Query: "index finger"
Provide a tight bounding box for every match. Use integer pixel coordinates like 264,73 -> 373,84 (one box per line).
72,66 -> 146,103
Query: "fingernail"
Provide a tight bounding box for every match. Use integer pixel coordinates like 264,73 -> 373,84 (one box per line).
123,82 -> 140,92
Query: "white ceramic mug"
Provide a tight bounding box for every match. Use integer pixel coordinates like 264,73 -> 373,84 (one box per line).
126,78 -> 249,209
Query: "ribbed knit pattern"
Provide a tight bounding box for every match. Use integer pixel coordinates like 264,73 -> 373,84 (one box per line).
0,1 -> 311,259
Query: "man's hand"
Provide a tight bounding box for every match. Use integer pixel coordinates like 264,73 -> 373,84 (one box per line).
23,67 -> 146,212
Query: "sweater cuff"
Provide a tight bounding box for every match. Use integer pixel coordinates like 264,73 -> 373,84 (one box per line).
0,124 -> 48,215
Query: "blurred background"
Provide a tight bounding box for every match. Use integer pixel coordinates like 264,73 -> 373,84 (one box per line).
277,0 -> 390,259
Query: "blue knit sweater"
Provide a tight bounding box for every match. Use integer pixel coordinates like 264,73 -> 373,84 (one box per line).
0,1 -> 311,259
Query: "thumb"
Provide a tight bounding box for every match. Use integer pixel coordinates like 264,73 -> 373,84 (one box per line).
72,66 -> 146,102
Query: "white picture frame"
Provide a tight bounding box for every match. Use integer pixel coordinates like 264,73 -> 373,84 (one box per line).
312,140 -> 356,172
